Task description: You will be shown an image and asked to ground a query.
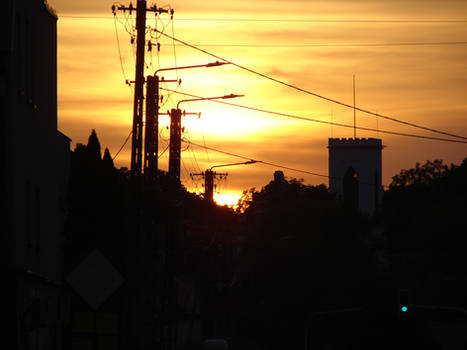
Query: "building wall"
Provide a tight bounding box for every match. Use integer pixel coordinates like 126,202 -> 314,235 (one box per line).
328,138 -> 383,215
3,1 -> 70,349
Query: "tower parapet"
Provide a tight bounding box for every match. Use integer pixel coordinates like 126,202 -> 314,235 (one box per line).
328,137 -> 383,148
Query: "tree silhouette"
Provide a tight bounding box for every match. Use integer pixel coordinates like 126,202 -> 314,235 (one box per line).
86,129 -> 102,164
383,157 -> 467,307
389,159 -> 449,189
234,176 -> 380,348
65,130 -> 126,272
102,147 -> 115,175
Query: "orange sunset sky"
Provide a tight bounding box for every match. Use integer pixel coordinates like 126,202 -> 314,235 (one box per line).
48,0 -> 467,206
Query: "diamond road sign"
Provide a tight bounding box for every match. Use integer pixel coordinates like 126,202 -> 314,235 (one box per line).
66,249 -> 124,310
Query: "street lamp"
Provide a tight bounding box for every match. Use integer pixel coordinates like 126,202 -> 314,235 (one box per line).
154,61 -> 229,76
210,160 -> 258,171
176,94 -> 244,109
168,94 -> 243,181
144,61 -> 231,179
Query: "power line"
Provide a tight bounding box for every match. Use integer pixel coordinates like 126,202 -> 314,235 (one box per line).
112,129 -> 132,160
155,30 -> 467,141
168,41 -> 467,48
182,139 -> 368,184
160,87 -> 467,144
59,15 -> 467,24
173,18 -> 467,24
113,15 -> 132,86
182,138 -> 254,162
183,139 -> 390,188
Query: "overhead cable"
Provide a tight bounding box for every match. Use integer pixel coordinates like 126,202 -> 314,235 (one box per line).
161,87 -> 467,144
154,29 -> 467,141
182,139 -> 387,188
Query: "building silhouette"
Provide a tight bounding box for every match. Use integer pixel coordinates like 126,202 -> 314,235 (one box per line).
2,1 -> 70,349
328,138 -> 383,215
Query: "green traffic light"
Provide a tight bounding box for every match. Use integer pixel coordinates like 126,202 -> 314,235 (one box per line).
401,306 -> 408,312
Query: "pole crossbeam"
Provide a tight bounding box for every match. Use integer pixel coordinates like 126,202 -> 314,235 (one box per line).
112,3 -> 172,15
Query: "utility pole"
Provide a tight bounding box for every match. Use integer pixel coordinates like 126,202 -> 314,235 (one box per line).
111,4 -> 173,350
191,161 -> 258,203
168,108 -> 182,180
170,94 -> 242,181
144,75 -> 159,179
167,108 -> 200,180
113,1 -> 170,176
353,74 -> 356,139
190,170 -> 227,202
153,62 -> 229,179
130,0 -> 146,176
145,75 -> 179,179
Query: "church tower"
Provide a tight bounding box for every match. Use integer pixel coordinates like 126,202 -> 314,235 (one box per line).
328,138 -> 383,215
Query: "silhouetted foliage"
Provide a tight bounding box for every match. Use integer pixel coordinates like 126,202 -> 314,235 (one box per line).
102,147 -> 115,173
86,129 -> 102,164
234,176 -> 381,348
65,131 -> 466,348
383,157 -> 467,306
389,159 -> 450,189
65,130 -> 127,272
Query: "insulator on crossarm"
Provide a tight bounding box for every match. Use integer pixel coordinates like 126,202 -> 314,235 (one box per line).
148,41 -> 152,51
157,43 -> 161,52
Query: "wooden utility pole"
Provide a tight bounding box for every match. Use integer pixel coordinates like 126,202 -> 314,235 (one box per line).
113,1 -> 169,176
190,170 -> 227,202
144,75 -> 159,179
168,108 -> 202,180
191,161 -> 257,202
131,0 -> 146,176
168,108 -> 182,180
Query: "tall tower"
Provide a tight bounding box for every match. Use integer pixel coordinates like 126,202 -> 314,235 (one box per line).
328,138 -> 383,215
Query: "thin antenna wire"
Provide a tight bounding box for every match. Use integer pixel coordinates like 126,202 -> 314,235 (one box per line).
353,74 -> 356,139
376,110 -> 379,139
331,110 -> 333,138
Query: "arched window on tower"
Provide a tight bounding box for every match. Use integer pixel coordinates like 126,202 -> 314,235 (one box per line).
344,166 -> 359,210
